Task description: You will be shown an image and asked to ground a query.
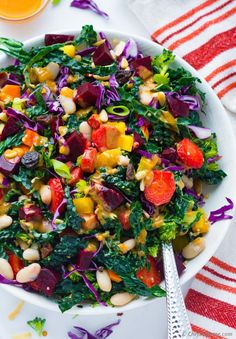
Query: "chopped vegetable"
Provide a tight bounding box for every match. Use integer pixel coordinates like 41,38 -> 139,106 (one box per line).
27,317 -> 46,337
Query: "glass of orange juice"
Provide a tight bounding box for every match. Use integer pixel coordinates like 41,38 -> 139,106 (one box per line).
0,0 -> 49,21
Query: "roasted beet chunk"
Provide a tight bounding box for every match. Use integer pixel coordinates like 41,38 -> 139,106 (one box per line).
0,155 -> 20,176
166,95 -> 189,117
76,249 -> 95,270
93,43 -> 114,66
131,56 -> 153,80
93,183 -> 125,211
0,117 -> 19,141
66,131 -> 87,162
75,83 -> 100,108
19,204 -> 42,221
29,268 -> 59,296
44,34 -> 75,46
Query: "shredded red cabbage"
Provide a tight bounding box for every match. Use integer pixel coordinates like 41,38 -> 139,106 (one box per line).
68,320 -> 121,339
78,47 -> 96,57
188,125 -> 211,139
107,113 -> 128,121
71,0 -> 109,19
208,197 -> 234,224
109,74 -> 118,88
51,198 -> 67,229
136,149 -> 153,159
163,166 -> 184,172
57,66 -> 70,92
80,272 -> 107,306
95,83 -> 105,111
122,39 -> 138,60
7,108 -> 44,133
207,155 -> 221,164
47,100 -> 64,114
0,274 -> 22,286
166,91 -> 201,111
140,192 -> 155,216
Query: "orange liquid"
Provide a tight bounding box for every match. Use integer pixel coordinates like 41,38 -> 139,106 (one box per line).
0,0 -> 44,20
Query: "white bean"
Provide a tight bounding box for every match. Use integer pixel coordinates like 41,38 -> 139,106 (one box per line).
16,263 -> 41,283
59,95 -> 76,115
0,258 -> 14,280
96,269 -> 112,292
182,175 -> 193,189
46,62 -> 60,80
23,248 -> 40,261
39,185 -> 52,205
119,239 -> 136,253
0,215 -> 13,230
79,121 -> 92,141
182,237 -> 206,259
110,292 -> 135,306
118,155 -> 130,166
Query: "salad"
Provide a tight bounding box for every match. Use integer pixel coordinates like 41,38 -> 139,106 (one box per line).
0,25 -> 227,312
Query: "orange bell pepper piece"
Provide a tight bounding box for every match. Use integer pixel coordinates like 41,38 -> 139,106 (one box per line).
1,85 -> 21,100
22,129 -> 40,147
107,269 -> 122,283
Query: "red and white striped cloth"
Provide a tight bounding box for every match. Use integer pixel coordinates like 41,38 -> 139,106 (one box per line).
128,1 -> 236,337
129,0 -> 236,114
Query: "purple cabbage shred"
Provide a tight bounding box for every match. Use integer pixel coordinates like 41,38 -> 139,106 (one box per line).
68,320 -> 121,339
71,0 -> 109,19
208,197 -> 234,224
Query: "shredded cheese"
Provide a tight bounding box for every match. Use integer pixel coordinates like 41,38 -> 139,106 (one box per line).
8,300 -> 25,321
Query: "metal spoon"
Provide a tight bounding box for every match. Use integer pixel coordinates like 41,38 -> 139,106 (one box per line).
162,242 -> 193,339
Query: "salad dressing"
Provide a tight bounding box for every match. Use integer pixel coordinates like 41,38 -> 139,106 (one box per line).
0,0 -> 44,20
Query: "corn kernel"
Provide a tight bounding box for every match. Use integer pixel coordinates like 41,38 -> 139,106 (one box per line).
74,55 -> 82,62
60,45 -> 76,58
137,229 -> 147,244
152,215 -> 164,228
121,57 -> 129,69
62,114 -> 69,121
93,39 -> 106,47
135,170 -> 148,181
118,243 -> 128,253
4,149 -> 18,159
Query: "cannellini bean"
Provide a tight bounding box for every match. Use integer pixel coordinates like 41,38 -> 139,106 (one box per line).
119,239 -> 136,253
59,95 -> 76,115
0,215 -> 13,230
0,258 -> 14,280
182,175 -> 193,189
79,121 -> 92,141
110,292 -> 135,306
39,185 -> 52,205
46,62 -> 60,80
23,248 -> 40,261
96,269 -> 112,292
99,109 -> 108,122
114,41 -> 126,56
182,237 -> 206,259
16,263 -> 41,283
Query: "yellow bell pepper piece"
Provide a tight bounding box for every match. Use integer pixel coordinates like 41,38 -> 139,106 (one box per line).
106,122 -> 126,134
192,210 -> 210,234
95,148 -> 121,168
117,135 -> 134,152
137,155 -> 160,172
73,197 -> 94,214
160,110 -> 178,132
60,45 -> 76,58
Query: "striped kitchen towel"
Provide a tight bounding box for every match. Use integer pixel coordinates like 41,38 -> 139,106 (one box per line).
128,0 -> 236,114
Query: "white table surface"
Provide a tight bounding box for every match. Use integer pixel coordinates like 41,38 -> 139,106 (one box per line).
0,1 -> 235,338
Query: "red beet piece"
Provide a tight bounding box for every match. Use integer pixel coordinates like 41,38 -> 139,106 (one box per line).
0,117 -> 20,141
166,95 -> 189,117
29,268 -> 59,296
66,131 -> 87,162
131,56 -> 153,80
19,204 -> 42,221
75,83 -> 100,108
95,183 -> 125,211
44,34 -> 75,46
76,249 -> 95,270
93,43 -> 114,66
0,156 -> 20,176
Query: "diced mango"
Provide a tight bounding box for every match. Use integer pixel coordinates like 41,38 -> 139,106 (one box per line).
22,129 -> 40,147
192,210 -> 210,234
95,148 -> 121,168
106,122 -> 126,134
118,135 -> 134,152
137,155 -> 160,172
36,68 -> 53,83
73,197 -> 94,214
60,45 -> 76,58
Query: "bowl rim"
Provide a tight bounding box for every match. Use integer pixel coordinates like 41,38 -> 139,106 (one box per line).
1,28 -> 235,315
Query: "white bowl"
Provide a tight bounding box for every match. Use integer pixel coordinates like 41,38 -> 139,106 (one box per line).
1,29 -> 236,315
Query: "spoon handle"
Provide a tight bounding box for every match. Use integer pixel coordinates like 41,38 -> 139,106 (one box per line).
162,242 -> 192,339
